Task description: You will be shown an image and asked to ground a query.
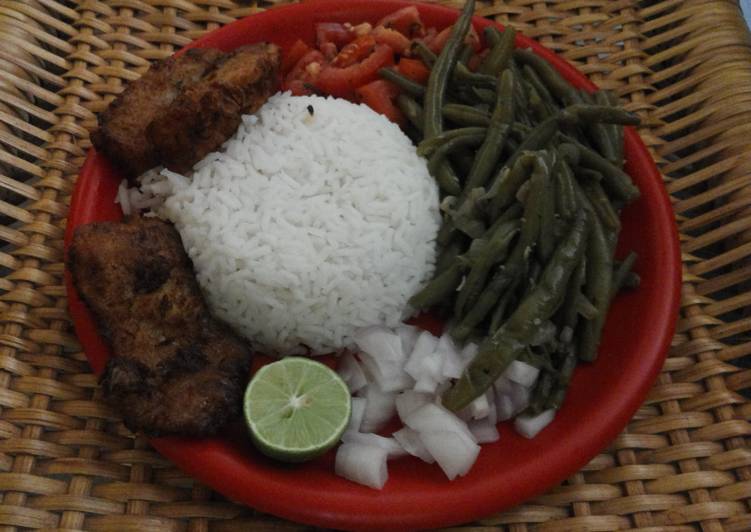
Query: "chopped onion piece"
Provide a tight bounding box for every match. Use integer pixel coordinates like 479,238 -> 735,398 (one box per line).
404,403 -> 477,445
341,431 -> 407,458
460,342 -> 479,362
503,360 -> 540,388
404,331 -> 439,380
496,395 -> 514,422
359,384 -> 396,433
338,352 -> 368,393
335,443 -> 388,489
485,389 -> 498,425
436,334 -> 464,379
395,390 -> 431,420
494,376 -> 531,416
393,427 -> 434,463
514,409 -> 556,439
468,392 -> 490,420
420,430 -> 480,480
397,325 -> 420,357
469,418 -> 500,443
414,374 -> 439,394
347,397 -> 366,433
355,326 -> 412,392
359,351 -> 414,392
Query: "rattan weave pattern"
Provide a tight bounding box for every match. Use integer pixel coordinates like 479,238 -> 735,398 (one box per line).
0,0 -> 749,530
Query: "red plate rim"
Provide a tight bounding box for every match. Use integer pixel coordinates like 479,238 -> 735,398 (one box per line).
63,1 -> 681,530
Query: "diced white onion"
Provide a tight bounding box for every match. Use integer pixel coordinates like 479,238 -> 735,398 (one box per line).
514,409 -> 556,439
404,331 -> 439,378
355,326 -> 412,392
335,443 -> 388,489
359,384 -> 396,433
502,360 -> 540,388
338,353 -> 368,393
392,427 -> 434,463
420,430 -> 480,480
395,390 -> 431,421
347,397 -> 366,433
437,334 -> 464,379
397,325 -> 420,357
460,342 -> 479,362
467,392 -> 490,420
469,418 -> 500,443
341,431 -> 406,458
404,403 -> 477,445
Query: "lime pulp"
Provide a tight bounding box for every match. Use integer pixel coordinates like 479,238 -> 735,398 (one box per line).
243,357 -> 351,463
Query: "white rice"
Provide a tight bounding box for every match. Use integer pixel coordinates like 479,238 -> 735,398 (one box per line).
126,93 -> 440,355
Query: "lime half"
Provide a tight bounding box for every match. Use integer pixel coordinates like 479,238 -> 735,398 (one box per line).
244,357 -> 351,463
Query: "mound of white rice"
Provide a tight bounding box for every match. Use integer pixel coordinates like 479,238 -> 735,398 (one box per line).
126,93 -> 440,354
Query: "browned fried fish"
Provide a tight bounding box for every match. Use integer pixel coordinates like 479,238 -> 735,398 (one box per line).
68,216 -> 251,436
90,48 -> 223,178
90,43 -> 280,180
148,43 -> 281,174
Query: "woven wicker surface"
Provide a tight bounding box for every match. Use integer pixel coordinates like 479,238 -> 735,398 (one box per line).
0,0 -> 749,530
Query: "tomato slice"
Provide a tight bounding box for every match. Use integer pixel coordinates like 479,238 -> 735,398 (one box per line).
376,6 -> 424,38
315,22 -> 355,49
372,26 -> 411,54
355,79 -> 405,127
316,44 -> 394,98
428,24 -> 481,54
332,34 -> 376,68
282,49 -> 325,95
282,39 -> 312,76
397,57 -> 430,84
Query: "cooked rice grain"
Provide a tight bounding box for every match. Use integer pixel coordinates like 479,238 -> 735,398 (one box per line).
137,93 -> 440,355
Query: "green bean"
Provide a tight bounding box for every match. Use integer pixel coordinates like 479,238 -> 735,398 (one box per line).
443,187 -> 487,239
546,352 -> 577,410
521,64 -> 555,106
514,48 -> 577,104
536,154 -> 557,263
409,262 -> 465,310
575,188 -> 613,362
581,178 -> 621,232
428,133 -> 487,177
397,94 -> 424,132
479,26 -> 516,75
458,42 -> 474,66
435,237 -> 465,274
577,168 -> 603,182
417,127 -> 487,156
560,255 -> 587,331
379,68 -> 425,97
560,103 -> 641,126
471,87 -> 496,103
503,213 -> 589,341
443,104 -> 491,126
623,271 -> 640,290
554,158 -> 578,221
412,41 -> 436,68
452,147 -> 477,177
489,288 -> 515,332
603,90 -> 625,165
527,371 -> 555,415
454,219 -> 520,318
464,69 -> 515,193
527,84 -> 552,122
482,151 -> 536,214
483,26 -> 502,48
574,294 -> 599,320
455,63 -> 497,86
611,251 -> 637,298
423,0 -> 475,139
576,141 -> 640,203
443,214 -> 588,411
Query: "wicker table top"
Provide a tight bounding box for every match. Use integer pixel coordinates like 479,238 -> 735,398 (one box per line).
0,0 -> 750,530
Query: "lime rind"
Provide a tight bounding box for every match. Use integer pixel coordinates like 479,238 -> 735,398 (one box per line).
244,357 -> 351,463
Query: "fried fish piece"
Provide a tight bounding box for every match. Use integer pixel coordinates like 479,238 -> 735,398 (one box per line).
90,48 -> 223,179
68,216 -> 251,436
147,43 -> 281,174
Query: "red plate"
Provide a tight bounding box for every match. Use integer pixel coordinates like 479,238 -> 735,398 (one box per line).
63,2 -> 681,530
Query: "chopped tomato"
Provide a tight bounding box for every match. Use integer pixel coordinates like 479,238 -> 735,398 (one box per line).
281,39 -> 312,76
355,80 -> 405,127
428,24 -> 481,54
376,6 -> 425,38
320,41 -> 338,62
315,22 -> 354,48
332,34 -> 376,68
397,57 -> 429,84
282,49 -> 324,95
372,26 -> 411,54
316,44 -> 394,98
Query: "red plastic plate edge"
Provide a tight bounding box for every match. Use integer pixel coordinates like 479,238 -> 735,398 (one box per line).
63,1 -> 682,530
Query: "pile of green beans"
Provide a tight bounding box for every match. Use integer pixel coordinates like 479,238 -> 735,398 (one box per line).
390,0 -> 642,413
